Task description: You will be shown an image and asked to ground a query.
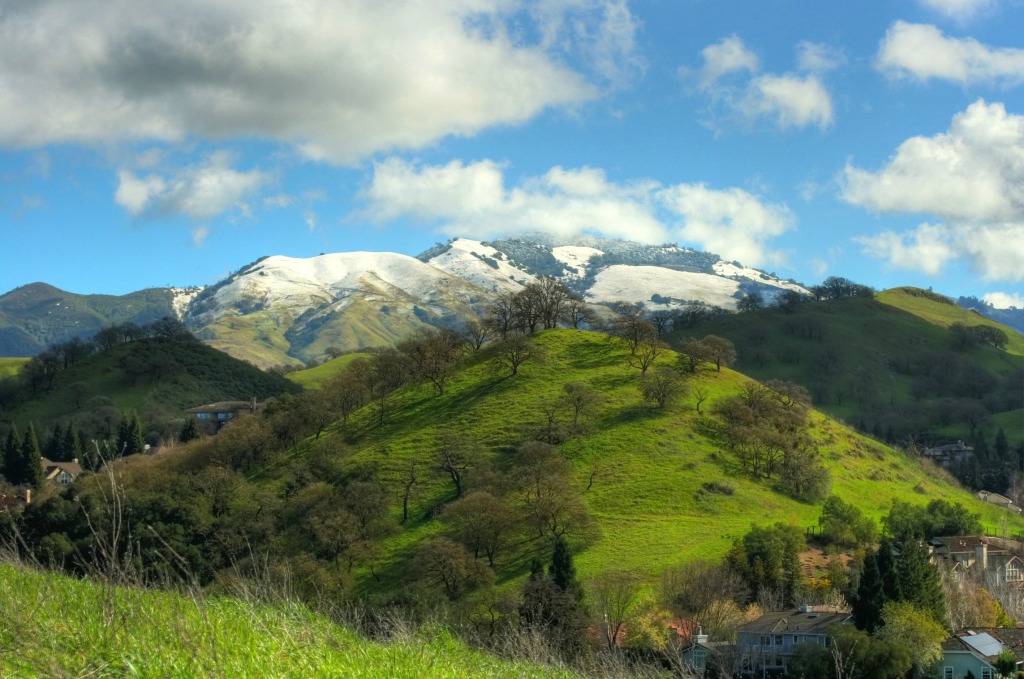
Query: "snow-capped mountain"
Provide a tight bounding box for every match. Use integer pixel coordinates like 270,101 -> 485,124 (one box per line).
0,235 -> 811,366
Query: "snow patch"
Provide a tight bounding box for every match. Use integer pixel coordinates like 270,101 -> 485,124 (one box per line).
712,261 -> 807,293
551,246 -> 602,278
426,238 -> 533,292
587,265 -> 742,309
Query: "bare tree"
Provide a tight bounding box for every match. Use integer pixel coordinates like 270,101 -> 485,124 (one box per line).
641,366 -> 688,408
436,431 -> 483,499
629,337 -> 667,376
591,569 -> 643,651
491,334 -> 542,376
560,292 -> 595,329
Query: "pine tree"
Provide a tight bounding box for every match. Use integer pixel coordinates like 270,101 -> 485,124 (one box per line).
1,425 -> 19,483
116,411 -> 146,456
876,539 -> 904,603
43,424 -> 63,461
853,551 -> 887,633
179,417 -> 200,443
549,538 -> 585,604
896,540 -> 946,627
63,422 -> 82,463
995,428 -> 1010,463
21,423 -> 44,488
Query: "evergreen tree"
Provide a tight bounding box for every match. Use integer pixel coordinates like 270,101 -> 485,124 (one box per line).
853,550 -> 886,633
1,425 -> 19,483
520,551 -> 587,658
179,417 -> 200,443
549,538 -> 585,604
43,424 -> 63,461
896,540 -> 946,627
63,422 -> 82,462
21,423 -> 44,488
995,428 -> 1009,463
116,411 -> 146,456
876,539 -> 904,603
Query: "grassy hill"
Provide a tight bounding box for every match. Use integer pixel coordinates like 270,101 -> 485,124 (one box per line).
0,357 -> 26,380
0,282 -> 180,357
286,352 -> 372,390
0,560 -> 581,679
0,336 -> 300,442
672,289 -> 1023,448
250,330 -> 1023,589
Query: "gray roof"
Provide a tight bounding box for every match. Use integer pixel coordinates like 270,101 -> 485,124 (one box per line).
737,609 -> 850,635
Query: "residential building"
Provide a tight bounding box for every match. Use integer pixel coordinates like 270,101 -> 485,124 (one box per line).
939,630 -> 1021,679
185,398 -> 261,434
40,457 -> 83,487
923,441 -> 974,468
929,536 -> 1024,585
735,606 -> 850,676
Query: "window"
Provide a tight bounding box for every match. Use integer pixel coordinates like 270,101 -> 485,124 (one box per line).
1006,561 -> 1022,582
761,635 -> 770,646
982,668 -> 993,679
774,635 -> 782,646
943,667 -> 953,679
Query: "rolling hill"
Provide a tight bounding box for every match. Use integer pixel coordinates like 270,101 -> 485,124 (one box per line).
672,288 -> 1024,451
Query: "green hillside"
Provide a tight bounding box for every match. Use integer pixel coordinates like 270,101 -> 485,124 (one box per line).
0,282 -> 179,357
0,561 -> 580,679
313,330 -> 1021,585
0,357 -> 26,379
673,290 -> 1024,449
0,336 -> 300,443
287,352 -> 372,390
879,287 -> 1024,355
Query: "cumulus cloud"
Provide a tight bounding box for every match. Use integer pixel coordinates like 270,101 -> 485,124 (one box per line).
877,22 -> 1024,85
115,153 -> 269,220
689,36 -> 835,131
984,291 -> 1024,308
0,0 -> 637,163
697,35 -> 759,88
362,158 -> 795,267
842,100 -> 1024,281
743,75 -> 834,129
918,0 -> 998,22
854,224 -> 957,275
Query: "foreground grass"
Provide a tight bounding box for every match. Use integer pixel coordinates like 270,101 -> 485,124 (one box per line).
0,561 -> 581,679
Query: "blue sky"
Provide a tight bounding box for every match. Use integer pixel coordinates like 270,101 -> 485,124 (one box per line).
1,0 -> 1023,308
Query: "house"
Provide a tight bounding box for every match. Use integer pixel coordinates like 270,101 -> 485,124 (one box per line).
735,606 -> 851,676
40,458 -> 83,487
929,536 -> 1024,585
939,630 -> 1021,679
923,441 -> 974,468
677,628 -> 733,676
977,490 -> 1022,513
186,398 -> 261,434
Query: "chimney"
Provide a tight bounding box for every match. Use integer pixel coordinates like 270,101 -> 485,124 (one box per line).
251,396 -> 257,414
976,543 -> 988,570
695,626 -> 709,645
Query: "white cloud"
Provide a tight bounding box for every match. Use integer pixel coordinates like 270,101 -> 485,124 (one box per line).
659,184 -> 795,267
796,42 -> 844,74
115,153 -> 268,220
918,0 -> 997,22
743,74 -> 833,129
0,0 -> 637,163
984,291 -> 1024,309
842,100 -> 1024,222
697,35 -> 759,88
854,224 -> 957,275
191,226 -> 210,246
877,21 -> 1024,85
362,158 -> 795,267
690,36 -> 835,131
842,100 -> 1024,281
